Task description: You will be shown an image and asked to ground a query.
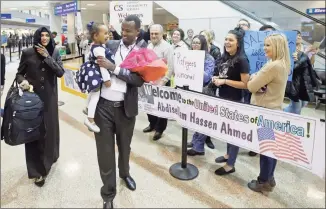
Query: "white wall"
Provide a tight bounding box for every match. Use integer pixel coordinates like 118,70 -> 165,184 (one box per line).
155,1 -> 258,19
153,14 -> 178,26
155,1 -> 263,47
80,10 -> 104,32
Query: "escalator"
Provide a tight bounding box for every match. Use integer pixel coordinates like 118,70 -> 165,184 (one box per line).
223,0 -> 325,69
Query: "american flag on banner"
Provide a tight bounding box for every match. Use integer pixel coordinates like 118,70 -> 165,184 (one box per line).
257,127 -> 310,165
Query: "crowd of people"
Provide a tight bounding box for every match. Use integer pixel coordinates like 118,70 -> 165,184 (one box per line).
1,14 -> 322,209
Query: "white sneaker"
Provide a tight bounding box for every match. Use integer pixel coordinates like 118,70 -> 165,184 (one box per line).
84,118 -> 100,133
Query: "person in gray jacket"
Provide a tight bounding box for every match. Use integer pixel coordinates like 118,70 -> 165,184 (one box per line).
142,24 -> 174,141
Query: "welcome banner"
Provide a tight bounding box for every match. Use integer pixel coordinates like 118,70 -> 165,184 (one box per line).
138,83 -> 325,178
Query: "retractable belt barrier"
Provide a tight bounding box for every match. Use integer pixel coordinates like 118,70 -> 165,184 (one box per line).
60,66 -> 326,179
138,83 -> 325,179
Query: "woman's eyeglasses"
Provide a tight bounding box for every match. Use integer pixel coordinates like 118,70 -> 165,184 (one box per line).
238,23 -> 249,27
192,42 -> 201,45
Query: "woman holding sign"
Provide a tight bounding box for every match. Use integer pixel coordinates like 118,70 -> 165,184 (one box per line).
247,33 -> 290,193
211,27 -> 250,176
186,35 -> 215,156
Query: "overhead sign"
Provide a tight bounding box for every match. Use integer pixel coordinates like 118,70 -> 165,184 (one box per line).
54,1 -> 77,16
1,14 -> 12,19
26,18 -> 36,23
306,8 -> 325,15
110,1 -> 153,26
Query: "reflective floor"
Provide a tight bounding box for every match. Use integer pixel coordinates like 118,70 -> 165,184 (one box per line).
1,58 -> 325,208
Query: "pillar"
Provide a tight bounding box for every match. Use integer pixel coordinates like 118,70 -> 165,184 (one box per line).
49,2 -> 61,35
67,13 -> 76,54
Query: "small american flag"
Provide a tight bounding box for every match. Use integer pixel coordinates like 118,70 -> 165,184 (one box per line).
257,127 -> 310,164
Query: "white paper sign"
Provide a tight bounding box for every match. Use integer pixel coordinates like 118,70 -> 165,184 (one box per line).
173,50 -> 205,92
109,1 -> 153,28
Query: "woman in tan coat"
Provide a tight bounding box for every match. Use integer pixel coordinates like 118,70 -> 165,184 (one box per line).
247,33 -> 291,193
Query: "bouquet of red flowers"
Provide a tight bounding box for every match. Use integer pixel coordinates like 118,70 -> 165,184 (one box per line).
120,48 -> 168,82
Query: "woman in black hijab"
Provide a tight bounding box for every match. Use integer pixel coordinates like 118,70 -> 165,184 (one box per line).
16,27 -> 65,187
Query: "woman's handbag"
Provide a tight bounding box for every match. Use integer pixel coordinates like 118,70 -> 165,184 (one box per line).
202,81 -> 216,96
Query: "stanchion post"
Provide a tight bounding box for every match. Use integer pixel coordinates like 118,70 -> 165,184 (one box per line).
18,41 -> 21,59
181,85 -> 189,168
9,45 -> 12,62
169,85 -> 199,180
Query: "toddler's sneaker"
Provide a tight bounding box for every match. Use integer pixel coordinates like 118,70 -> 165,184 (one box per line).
84,118 -> 100,133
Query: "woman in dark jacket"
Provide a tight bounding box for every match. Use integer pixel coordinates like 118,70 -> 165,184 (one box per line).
284,51 -> 317,114
16,27 -> 65,187
284,30 -> 318,115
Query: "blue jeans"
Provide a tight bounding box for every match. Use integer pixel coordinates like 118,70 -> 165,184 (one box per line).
192,132 -> 206,153
284,100 -> 308,115
258,155 -> 277,182
226,143 -> 239,166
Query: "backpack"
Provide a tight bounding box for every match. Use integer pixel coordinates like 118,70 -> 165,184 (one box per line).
1,80 -> 44,146
75,52 -> 102,93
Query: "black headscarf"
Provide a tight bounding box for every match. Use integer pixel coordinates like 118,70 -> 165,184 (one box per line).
33,27 -> 55,57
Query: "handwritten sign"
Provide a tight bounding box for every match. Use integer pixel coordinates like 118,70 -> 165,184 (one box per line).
244,30 -> 297,81
173,50 -> 205,92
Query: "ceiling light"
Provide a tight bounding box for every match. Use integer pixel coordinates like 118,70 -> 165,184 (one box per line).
87,4 -> 96,6
155,7 -> 164,10
9,8 -> 18,10
81,8 -> 87,10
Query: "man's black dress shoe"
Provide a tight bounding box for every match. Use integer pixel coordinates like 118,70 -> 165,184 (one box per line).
153,132 -> 162,141
143,126 -> 154,133
103,201 -> 113,209
121,176 -> 136,191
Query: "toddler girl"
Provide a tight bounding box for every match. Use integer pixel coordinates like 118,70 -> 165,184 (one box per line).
77,22 -> 115,133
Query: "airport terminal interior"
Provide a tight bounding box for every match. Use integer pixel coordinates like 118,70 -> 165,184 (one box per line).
1,1 -> 325,208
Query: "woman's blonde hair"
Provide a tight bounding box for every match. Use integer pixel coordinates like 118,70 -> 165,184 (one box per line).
199,30 -> 213,44
265,33 -> 291,70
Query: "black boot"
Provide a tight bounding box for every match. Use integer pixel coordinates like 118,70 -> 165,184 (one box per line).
205,137 -> 215,149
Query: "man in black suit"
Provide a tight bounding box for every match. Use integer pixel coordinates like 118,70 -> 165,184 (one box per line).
95,15 -> 147,209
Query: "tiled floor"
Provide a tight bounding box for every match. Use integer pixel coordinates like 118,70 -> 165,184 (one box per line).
1,60 -> 325,208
